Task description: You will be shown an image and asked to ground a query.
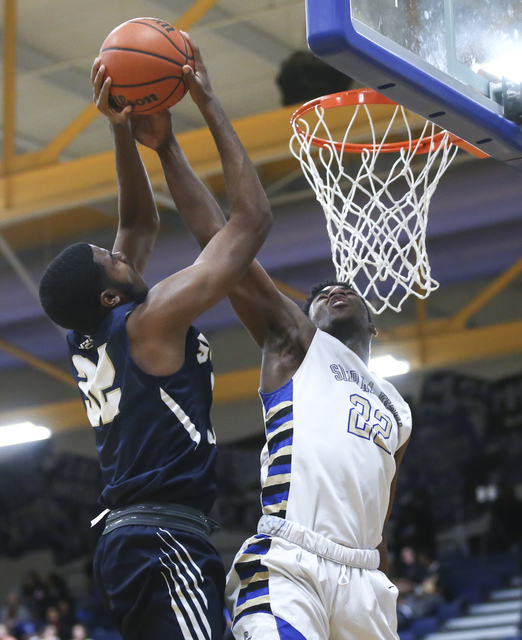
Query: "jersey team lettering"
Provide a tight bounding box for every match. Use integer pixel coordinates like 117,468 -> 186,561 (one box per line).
348,393 -> 393,454
330,362 -> 403,429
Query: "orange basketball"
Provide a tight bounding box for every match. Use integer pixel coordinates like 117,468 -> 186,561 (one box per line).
99,18 -> 194,114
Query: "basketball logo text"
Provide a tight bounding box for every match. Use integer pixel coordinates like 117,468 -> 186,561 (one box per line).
113,94 -> 160,108
152,19 -> 175,33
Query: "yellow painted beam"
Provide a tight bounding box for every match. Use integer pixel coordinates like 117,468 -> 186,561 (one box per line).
273,279 -> 307,302
0,337 -> 75,387
0,103 -> 424,228
1,206 -> 115,251
0,106 -> 291,225
0,399 -> 87,432
214,367 -> 260,404
0,366 -> 262,434
0,150 -> 58,174
445,257 -> 522,331
374,319 -> 522,370
2,0 -> 17,179
2,319 -> 522,434
176,0 -> 221,31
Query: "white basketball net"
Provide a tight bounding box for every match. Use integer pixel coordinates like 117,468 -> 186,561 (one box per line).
290,95 -> 459,314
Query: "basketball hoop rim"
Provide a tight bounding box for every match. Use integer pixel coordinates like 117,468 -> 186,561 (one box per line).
290,88 -> 455,155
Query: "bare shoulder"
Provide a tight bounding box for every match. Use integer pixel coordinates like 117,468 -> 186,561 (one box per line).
260,309 -> 316,393
122,260 -> 225,374
125,301 -> 188,376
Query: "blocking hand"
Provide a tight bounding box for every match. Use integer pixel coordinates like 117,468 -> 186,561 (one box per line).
180,33 -> 215,109
130,110 -> 174,150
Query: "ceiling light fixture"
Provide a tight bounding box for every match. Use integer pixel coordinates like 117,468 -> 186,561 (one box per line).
473,47 -> 522,85
370,355 -> 410,378
0,422 -> 52,448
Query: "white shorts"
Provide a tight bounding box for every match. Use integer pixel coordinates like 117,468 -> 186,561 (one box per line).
225,516 -> 399,640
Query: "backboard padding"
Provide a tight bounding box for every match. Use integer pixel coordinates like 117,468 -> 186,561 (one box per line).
306,0 -> 522,169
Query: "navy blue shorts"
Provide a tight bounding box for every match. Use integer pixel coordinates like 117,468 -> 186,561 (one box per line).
93,524 -> 226,640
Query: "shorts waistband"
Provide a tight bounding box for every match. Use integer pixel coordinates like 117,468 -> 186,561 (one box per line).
257,515 -> 380,570
102,502 -> 220,538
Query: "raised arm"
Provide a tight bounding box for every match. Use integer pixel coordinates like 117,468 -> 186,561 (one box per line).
132,66 -> 311,355
132,106 -> 227,246
142,119 -> 310,353
91,59 -> 160,274
125,38 -> 273,375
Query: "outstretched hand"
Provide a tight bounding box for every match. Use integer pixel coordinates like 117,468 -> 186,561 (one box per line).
130,110 -> 174,150
91,58 -> 132,126
180,33 -> 215,108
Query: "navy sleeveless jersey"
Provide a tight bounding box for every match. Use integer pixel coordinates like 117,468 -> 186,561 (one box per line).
67,302 -> 217,514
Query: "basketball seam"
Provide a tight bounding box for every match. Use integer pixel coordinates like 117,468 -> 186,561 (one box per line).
100,46 -> 187,68
111,76 -> 186,88
129,19 -> 194,60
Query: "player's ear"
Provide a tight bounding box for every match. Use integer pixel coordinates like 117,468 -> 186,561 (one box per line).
370,323 -> 378,337
100,288 -> 122,309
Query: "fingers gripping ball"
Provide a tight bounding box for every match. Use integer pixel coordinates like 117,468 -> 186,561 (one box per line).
99,18 -> 194,114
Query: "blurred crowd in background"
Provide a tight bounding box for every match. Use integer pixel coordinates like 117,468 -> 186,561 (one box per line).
1,370 -> 521,639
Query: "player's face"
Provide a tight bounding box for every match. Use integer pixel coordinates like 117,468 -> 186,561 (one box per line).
91,245 -> 149,302
309,285 -> 373,333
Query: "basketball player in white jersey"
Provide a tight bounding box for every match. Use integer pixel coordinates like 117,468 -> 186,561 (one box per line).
127,82 -> 411,640
224,276 -> 411,640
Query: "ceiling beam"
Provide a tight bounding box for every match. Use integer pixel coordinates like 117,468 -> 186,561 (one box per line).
2,318 -> 521,435
176,0 -> 221,31
374,319 -> 522,370
0,103 -> 425,227
0,399 -> 86,432
444,257 -> 522,331
0,0 -> 226,175
0,367 -> 262,434
2,0 -> 17,177
0,337 -> 73,387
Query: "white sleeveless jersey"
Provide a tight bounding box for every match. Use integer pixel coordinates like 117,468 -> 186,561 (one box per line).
258,329 -> 412,550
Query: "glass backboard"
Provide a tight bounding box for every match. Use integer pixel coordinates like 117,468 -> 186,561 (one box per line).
306,0 -> 522,169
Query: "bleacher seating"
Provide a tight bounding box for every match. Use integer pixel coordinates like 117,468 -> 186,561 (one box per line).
399,553 -> 522,640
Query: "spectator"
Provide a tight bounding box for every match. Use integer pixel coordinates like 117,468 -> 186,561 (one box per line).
55,601 -> 75,640
0,589 -> 31,630
20,573 -> 47,623
397,545 -> 428,583
395,592 -> 414,632
0,623 -> 17,640
11,621 -> 37,640
69,624 -> 92,640
31,625 -> 60,640
41,604 -> 76,640
393,546 -> 445,620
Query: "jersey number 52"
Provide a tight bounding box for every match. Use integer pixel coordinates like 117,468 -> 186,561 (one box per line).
72,345 -> 121,427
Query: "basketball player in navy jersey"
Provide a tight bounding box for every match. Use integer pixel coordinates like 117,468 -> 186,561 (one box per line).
38,38 -> 272,640
134,93 -> 412,639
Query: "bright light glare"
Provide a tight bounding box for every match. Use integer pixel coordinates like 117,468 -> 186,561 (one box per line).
0,422 -> 52,448
473,49 -> 522,84
370,355 -> 410,378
